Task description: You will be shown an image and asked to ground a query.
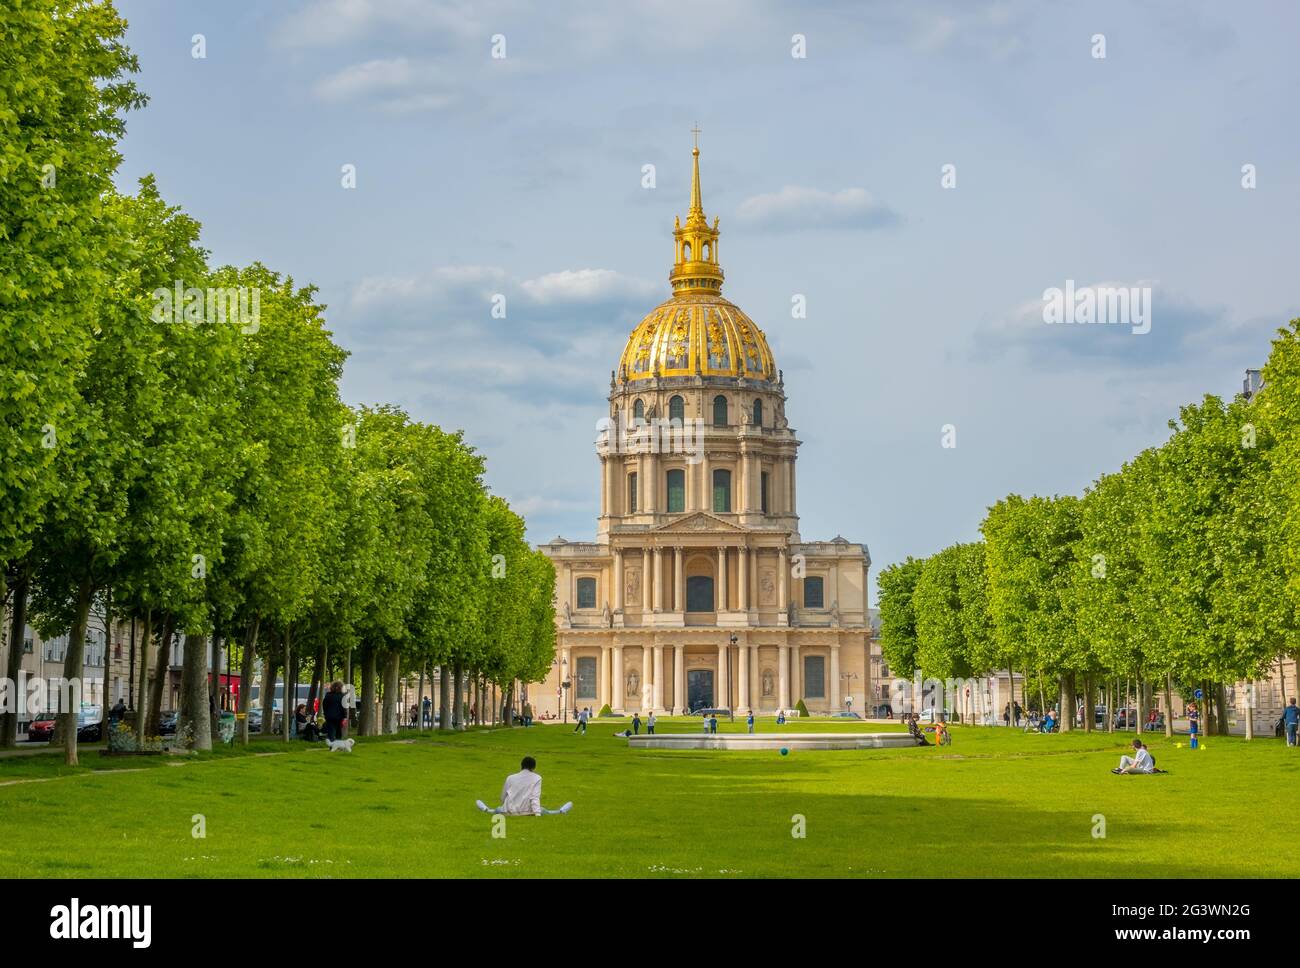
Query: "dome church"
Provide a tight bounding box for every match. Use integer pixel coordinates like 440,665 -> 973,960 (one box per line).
536,144 -> 872,719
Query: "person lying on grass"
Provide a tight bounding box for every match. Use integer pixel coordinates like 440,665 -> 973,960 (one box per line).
476,756 -> 573,815
1112,739 -> 1164,775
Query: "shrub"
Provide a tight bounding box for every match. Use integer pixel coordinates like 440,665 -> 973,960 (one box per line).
598,704 -> 613,718
795,698 -> 810,718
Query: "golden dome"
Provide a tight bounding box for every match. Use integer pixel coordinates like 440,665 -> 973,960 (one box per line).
616,143 -> 777,385
618,291 -> 776,383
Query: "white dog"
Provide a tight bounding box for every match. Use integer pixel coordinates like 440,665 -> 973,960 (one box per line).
325,738 -> 355,753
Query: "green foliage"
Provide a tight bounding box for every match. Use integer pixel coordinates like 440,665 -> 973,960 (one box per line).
877,557 -> 923,676
795,698 -> 809,717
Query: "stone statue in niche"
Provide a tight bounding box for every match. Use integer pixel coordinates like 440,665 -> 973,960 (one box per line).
760,570 -> 776,604
830,600 -> 840,626
561,601 -> 571,627
626,667 -> 640,698
761,667 -> 775,697
626,568 -> 640,602
602,603 -> 612,628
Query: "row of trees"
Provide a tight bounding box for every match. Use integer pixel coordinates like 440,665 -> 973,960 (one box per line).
1,1 -> 556,764
879,318 -> 1300,738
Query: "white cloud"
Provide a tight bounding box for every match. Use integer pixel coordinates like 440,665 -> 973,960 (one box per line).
735,186 -> 899,232
313,57 -> 457,112
520,269 -> 654,306
275,0 -> 484,49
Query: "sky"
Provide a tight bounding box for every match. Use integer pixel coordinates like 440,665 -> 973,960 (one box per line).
113,0 -> 1300,603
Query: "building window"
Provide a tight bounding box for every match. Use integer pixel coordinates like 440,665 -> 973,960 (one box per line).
633,399 -> 644,423
712,469 -> 731,513
881,664 -> 891,679
804,576 -> 824,609
669,395 -> 684,423
666,469 -> 685,512
761,471 -> 769,514
628,472 -> 638,513
686,575 -> 715,612
804,655 -> 826,699
753,399 -> 762,425
712,394 -> 728,426
576,656 -> 597,700
576,577 -> 597,610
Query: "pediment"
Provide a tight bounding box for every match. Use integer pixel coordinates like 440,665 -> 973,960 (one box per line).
649,512 -> 747,534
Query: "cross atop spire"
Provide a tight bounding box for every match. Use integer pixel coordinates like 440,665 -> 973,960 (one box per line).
691,122 -> 702,149
671,137 -> 723,295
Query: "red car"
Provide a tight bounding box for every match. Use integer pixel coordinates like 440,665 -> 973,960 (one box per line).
26,713 -> 58,742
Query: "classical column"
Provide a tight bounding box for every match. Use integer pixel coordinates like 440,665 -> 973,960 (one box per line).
738,544 -> 749,611
653,547 -> 664,612
641,644 -> 653,710
738,644 -> 750,710
674,644 -> 686,714
701,452 -> 711,512
613,548 -> 624,611
748,547 -> 757,608
738,448 -> 748,512
612,645 -> 624,713
778,549 -> 788,613
600,647 -> 611,710
673,546 -> 684,611
830,644 -> 841,712
641,548 -> 651,611
717,640 -> 729,710
783,458 -> 793,513
718,547 -> 728,612
646,453 -> 658,513
600,456 -> 609,517
790,643 -> 801,706
750,644 -> 760,710
653,645 -> 664,711
778,645 -> 790,710
789,458 -> 796,515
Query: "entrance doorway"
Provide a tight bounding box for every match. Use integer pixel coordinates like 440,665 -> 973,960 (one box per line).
687,669 -> 714,712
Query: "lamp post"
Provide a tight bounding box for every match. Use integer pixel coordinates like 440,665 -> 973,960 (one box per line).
557,655 -> 570,724
728,633 -> 738,720
840,671 -> 859,714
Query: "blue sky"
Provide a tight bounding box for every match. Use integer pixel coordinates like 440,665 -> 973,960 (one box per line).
114,0 -> 1300,602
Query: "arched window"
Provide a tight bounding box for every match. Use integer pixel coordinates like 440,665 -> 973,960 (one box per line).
666,469 -> 685,512
752,399 -> 763,426
686,575 -> 715,612
633,399 -> 644,424
712,469 -> 731,513
669,395 -> 684,423
761,471 -> 770,514
712,395 -> 728,426
627,472 -> 638,513
702,242 -> 711,260
576,577 -> 597,610
803,576 -> 825,609
683,242 -> 692,261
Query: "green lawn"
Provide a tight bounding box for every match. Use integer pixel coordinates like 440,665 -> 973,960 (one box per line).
1,718 -> 1295,878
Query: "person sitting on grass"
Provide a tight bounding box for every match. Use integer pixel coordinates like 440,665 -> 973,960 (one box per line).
1113,739 -> 1157,774
476,756 -> 573,816
1041,709 -> 1057,733
907,713 -> 931,746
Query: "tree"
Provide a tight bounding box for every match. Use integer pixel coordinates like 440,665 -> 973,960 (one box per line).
0,0 -> 144,747
878,556 -> 924,692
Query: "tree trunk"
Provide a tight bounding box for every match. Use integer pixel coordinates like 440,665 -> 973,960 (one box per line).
180,632 -> 212,751
1214,683 -> 1229,736
1164,674 -> 1174,737
502,680 -> 515,729
417,666 -> 426,731
359,646 -> 377,736
135,609 -> 152,720
1136,675 -> 1145,736
209,634 -> 223,745
438,664 -> 451,730
453,660 -> 465,729
382,650 -> 400,734
1081,675 -> 1093,733
1,571 -> 30,748
238,616 -> 259,745
1061,674 -> 1075,732
146,613 -> 175,735
259,649 -> 279,741
1244,680 -> 1255,740
57,579 -> 95,766
307,642 -> 326,715
282,629 -> 294,742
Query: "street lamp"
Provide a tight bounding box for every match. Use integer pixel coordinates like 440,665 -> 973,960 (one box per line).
728,633 -> 738,720
840,671 -> 859,713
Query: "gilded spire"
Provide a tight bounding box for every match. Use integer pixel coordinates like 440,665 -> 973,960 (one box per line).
670,133 -> 723,295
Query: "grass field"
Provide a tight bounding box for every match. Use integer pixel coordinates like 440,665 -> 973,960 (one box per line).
1,717 -> 1296,878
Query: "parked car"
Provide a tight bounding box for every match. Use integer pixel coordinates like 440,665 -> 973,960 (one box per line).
26,713 -> 58,742
76,706 -> 102,742
246,708 -> 263,733
1113,707 -> 1138,729
1094,705 -> 1107,727
158,710 -> 179,735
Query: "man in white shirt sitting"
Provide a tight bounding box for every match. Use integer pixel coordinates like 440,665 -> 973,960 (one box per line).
476,757 -> 573,815
1113,739 -> 1155,774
